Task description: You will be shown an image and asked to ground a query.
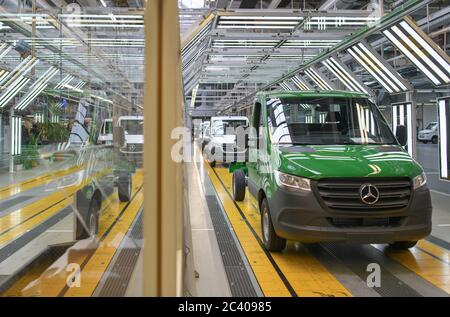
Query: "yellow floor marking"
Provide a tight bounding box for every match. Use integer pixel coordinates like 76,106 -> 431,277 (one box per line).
213,167 -> 352,297
0,167 -> 113,247
207,165 -> 292,297
0,165 -> 81,201
15,171 -> 143,297
373,242 -> 450,294
64,186 -> 143,297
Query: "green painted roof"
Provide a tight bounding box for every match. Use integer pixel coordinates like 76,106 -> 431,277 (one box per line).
257,90 -> 370,99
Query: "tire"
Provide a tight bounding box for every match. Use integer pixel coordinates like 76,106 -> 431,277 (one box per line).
232,169 -> 246,201
209,160 -> 216,168
260,198 -> 286,252
432,136 -> 438,144
118,173 -> 132,202
422,141 -> 428,144
389,241 -> 417,250
76,199 -> 100,240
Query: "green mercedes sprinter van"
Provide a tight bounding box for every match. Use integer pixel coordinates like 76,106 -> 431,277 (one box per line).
232,90 -> 432,251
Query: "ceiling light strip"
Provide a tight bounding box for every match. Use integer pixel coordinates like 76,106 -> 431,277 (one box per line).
323,57 -> 369,94
0,77 -> 30,108
304,68 -> 332,90
16,67 -> 59,110
347,47 -> 396,93
322,58 -> 360,92
382,17 -> 450,86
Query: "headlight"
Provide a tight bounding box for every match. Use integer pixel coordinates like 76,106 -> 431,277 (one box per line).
413,173 -> 427,190
274,170 -> 311,192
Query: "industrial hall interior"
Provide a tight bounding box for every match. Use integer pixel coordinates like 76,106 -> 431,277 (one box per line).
0,0 -> 449,300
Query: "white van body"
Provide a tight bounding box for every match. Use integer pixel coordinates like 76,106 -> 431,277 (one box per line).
98,119 -> 113,145
418,122 -> 439,144
118,116 -> 144,154
205,116 -> 249,164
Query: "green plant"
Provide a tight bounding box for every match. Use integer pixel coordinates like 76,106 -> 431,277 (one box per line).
17,134 -> 40,170
39,122 -> 69,143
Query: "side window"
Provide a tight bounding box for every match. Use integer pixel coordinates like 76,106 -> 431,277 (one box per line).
252,102 -> 263,138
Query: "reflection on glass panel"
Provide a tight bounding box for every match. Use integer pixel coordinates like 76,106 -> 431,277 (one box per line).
0,4 -> 145,297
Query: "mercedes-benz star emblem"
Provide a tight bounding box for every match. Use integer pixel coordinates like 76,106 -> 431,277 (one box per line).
129,144 -> 136,151
359,184 -> 380,205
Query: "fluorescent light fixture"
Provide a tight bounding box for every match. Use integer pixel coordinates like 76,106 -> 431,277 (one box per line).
304,67 -> 333,90
91,94 -> 112,104
347,42 -> 410,93
279,82 -> 292,91
438,97 -> 449,180
291,75 -> 312,90
11,116 -> 22,156
55,74 -> 74,89
190,84 -> 199,108
0,56 -> 37,87
100,0 -> 107,7
0,43 -> 12,61
322,57 -> 369,94
392,102 -> 413,157
0,69 -> 9,82
0,76 -> 30,108
382,17 -> 450,86
16,66 -> 59,110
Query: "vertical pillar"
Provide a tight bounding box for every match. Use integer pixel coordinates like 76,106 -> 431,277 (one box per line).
143,0 -> 183,296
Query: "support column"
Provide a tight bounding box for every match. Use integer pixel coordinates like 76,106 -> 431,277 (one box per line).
406,91 -> 418,159
143,0 -> 183,297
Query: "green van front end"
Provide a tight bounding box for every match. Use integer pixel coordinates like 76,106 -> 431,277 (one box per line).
233,90 -> 432,251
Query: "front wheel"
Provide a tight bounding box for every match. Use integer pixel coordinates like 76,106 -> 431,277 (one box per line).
261,198 -> 286,252
432,136 -> 438,144
76,199 -> 100,240
389,241 -> 417,250
232,169 -> 246,201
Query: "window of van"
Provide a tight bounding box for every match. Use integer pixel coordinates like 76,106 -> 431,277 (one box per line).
211,119 -> 248,136
121,119 -> 143,135
266,97 -> 396,145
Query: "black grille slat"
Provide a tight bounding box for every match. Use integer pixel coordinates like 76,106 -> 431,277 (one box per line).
317,178 -> 412,212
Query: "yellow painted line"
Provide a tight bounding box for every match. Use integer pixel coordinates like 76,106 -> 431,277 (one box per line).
207,165 -> 292,297
64,186 -> 143,297
0,195 -> 73,247
17,171 -> 143,297
0,167 -> 113,247
0,164 -> 82,201
373,242 -> 450,294
213,166 -> 352,297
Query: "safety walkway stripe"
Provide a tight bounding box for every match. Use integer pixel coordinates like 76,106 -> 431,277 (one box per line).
373,243 -> 450,294
207,165 -> 293,297
0,167 -> 112,247
63,186 -> 143,296
210,165 -> 352,297
0,165 -> 81,201
16,171 -> 143,297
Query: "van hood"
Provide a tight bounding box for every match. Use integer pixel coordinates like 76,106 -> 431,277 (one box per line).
419,129 -> 434,134
276,144 -> 423,180
126,134 -> 144,144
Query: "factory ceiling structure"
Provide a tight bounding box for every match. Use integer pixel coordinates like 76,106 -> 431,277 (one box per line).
183,0 -> 450,116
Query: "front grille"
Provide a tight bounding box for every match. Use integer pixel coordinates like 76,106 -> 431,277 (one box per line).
316,178 -> 412,212
328,217 -> 403,227
126,143 -> 143,153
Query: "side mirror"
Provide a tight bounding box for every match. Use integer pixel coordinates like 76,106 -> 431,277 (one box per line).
113,126 -> 126,148
396,125 -> 408,147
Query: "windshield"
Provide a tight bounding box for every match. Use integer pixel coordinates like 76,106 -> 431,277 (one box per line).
266,96 -> 397,145
211,119 -> 248,136
120,119 -> 143,135
103,121 -> 113,134
426,123 -> 438,130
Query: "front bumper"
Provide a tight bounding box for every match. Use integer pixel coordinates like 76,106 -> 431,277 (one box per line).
268,185 -> 432,244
